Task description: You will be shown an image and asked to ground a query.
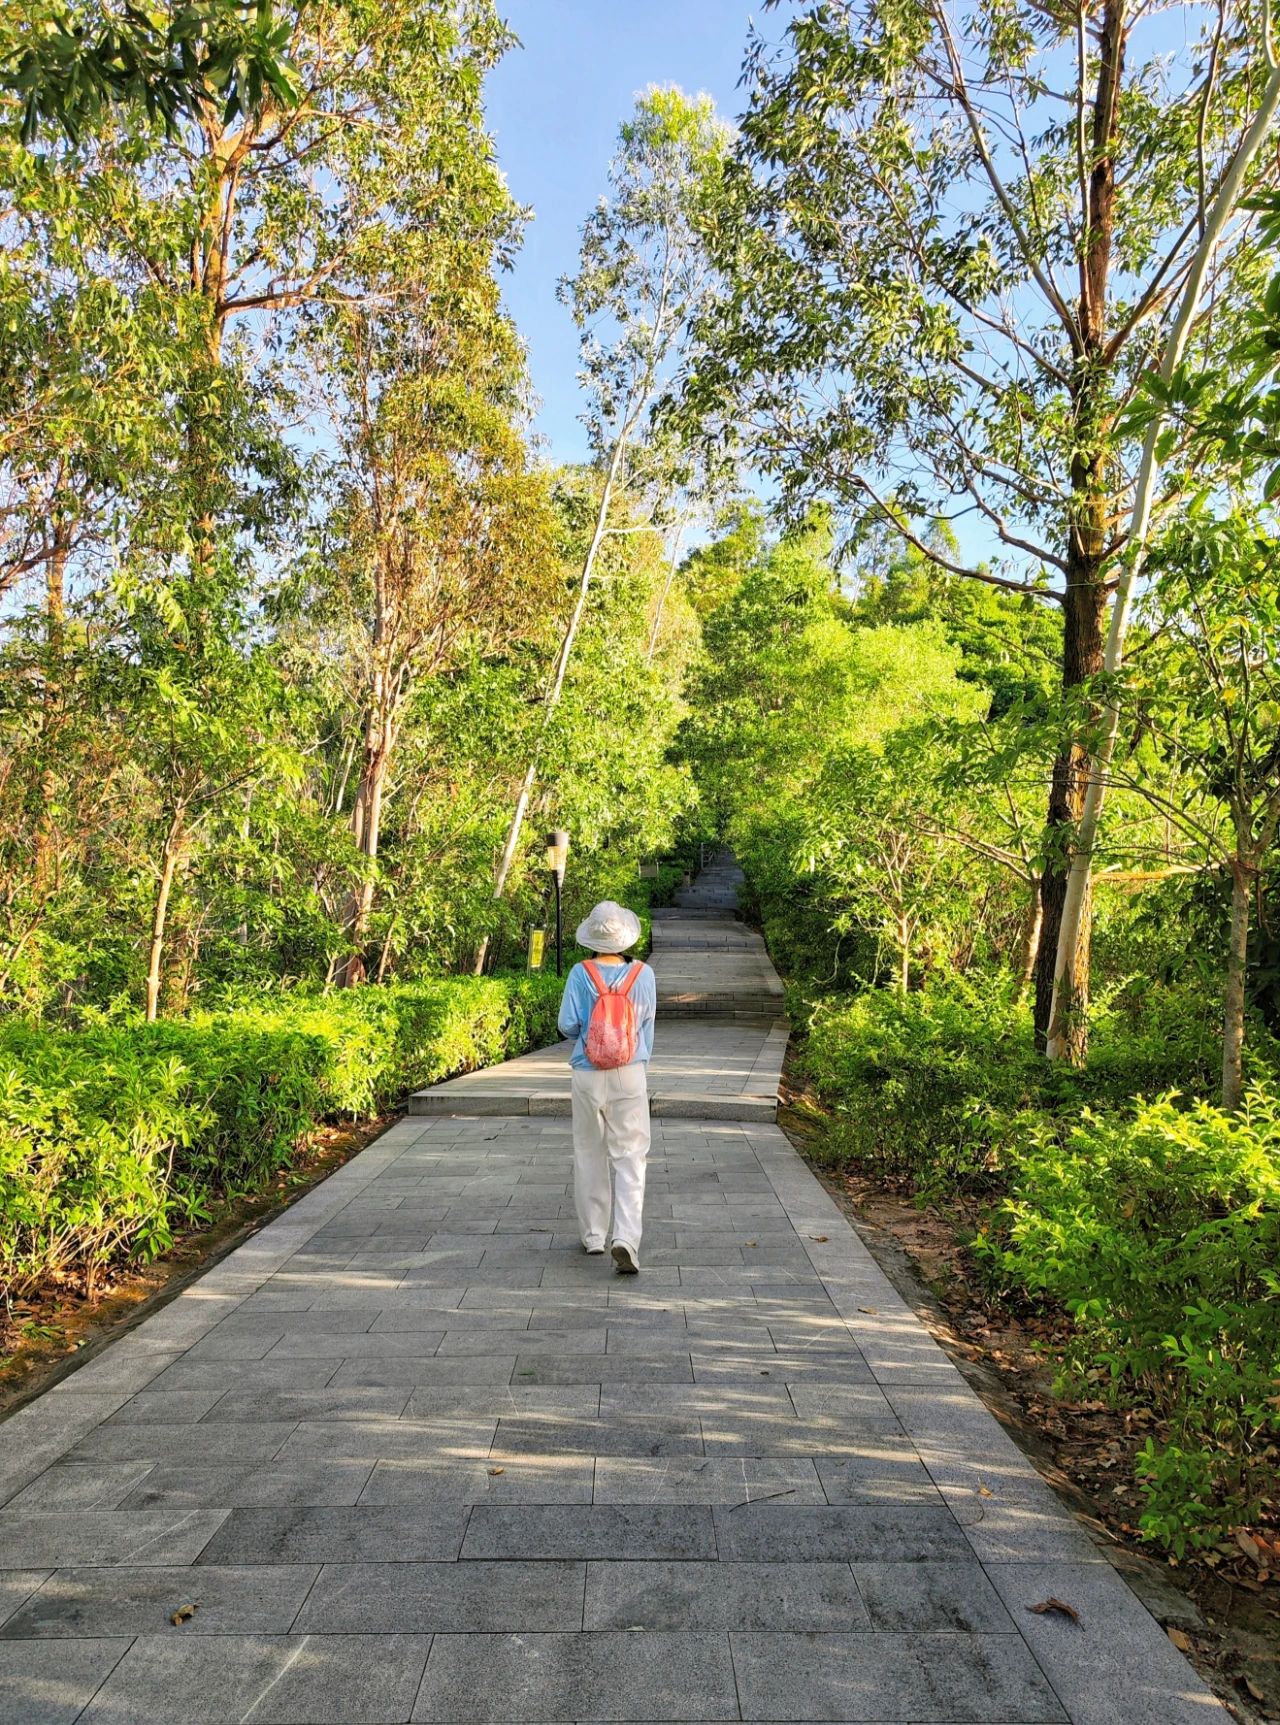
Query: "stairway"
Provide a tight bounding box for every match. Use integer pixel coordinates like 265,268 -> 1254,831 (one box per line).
651,861 -> 785,1020
407,850 -> 787,1120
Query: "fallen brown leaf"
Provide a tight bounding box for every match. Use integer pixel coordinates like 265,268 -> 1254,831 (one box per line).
1166,1627 -> 1192,1652
1242,1677 -> 1265,1703
857,1306 -> 878,1315
809,1236 -> 829,1243
1027,1598 -> 1081,1626
488,1467 -> 505,1476
1235,1529 -> 1262,1564
170,1604 -> 198,1626
977,1485 -> 994,1499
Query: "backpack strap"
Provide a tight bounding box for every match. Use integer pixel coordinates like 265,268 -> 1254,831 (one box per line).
582,959 -> 640,997
582,960 -> 605,995
616,961 -> 642,999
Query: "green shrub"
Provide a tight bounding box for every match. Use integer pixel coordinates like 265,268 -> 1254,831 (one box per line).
1084,978 -> 1227,1102
792,974 -> 1280,1552
197,975 -> 561,1117
795,973 -> 1271,1185
0,971 -> 564,1304
798,978 -> 1039,1183
976,1088 -> 1280,1551
0,1017 -> 324,1299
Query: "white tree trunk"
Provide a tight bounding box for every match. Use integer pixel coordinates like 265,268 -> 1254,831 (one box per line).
145,811 -> 186,1023
645,517 -> 688,666
1222,859 -> 1250,1111
473,435 -> 633,975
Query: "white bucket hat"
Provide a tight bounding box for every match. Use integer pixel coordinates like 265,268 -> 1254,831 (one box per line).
575,900 -> 642,953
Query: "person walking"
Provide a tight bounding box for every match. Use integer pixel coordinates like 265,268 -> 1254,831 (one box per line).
557,900 -> 656,1273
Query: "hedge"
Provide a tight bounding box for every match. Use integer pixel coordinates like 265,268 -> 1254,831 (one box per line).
0,973 -> 562,1303
977,1089 -> 1280,1553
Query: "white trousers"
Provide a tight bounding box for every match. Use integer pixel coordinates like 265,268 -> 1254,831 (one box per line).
570,1063 -> 650,1253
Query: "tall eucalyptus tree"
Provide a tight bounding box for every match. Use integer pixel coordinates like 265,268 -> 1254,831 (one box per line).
684,0 -> 1280,1056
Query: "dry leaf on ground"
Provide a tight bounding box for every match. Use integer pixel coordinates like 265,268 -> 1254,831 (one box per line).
1027,1598 -> 1081,1626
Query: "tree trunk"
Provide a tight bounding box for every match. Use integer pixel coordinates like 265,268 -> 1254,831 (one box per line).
473,441 -> 629,974
645,519 -> 688,666
1017,883 -> 1043,998
336,727 -> 392,988
375,918 -> 397,984
1035,0 -> 1123,1059
1034,560 -> 1106,1055
33,517 -> 71,891
336,749 -> 389,987
145,811 -> 186,1022
1222,858 -> 1251,1111
188,126 -> 235,572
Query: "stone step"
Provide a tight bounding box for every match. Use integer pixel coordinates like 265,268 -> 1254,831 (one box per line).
651,936 -> 758,950
656,905 -> 738,919
411,848 -> 784,1122
408,1088 -> 778,1123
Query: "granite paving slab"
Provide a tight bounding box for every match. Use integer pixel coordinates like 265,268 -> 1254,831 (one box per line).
0,852 -> 1230,1722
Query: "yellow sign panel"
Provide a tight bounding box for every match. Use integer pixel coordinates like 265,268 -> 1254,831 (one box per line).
527,928 -> 546,971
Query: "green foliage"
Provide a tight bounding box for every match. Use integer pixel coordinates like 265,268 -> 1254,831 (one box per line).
0,972 -> 561,1302
799,974 -> 1261,1181
977,1090 -> 1280,1552
793,974 -> 1280,1547
0,1015 -> 319,1300
3,0 -> 300,145
799,980 -> 1038,1183
195,975 -> 561,1118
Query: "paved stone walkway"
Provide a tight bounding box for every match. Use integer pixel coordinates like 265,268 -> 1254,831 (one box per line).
0,857 -> 1227,1723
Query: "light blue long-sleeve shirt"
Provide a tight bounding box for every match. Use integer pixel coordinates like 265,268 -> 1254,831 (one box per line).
557,959 -> 657,1070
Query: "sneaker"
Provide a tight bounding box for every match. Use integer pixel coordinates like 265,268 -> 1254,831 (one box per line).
611,1241 -> 639,1275
582,1241 -> 605,1256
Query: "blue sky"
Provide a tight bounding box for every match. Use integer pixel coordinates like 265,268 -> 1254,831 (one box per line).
486,0 -> 756,466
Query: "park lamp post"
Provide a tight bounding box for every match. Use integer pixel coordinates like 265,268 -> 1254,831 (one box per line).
545,830 -> 569,976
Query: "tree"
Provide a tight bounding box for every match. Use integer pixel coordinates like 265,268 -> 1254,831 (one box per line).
683,0 -> 1280,1057
1047,24 -> 1280,1057
54,0 -> 525,569
110,562 -> 303,1020
303,292 -> 556,985
804,736 -> 973,993
537,477 -> 700,931
0,124 -> 200,612
1107,510 -> 1280,1106
480,86 -> 731,951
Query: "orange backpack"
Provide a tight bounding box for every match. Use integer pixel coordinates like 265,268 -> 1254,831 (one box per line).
582,960 -> 642,1070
